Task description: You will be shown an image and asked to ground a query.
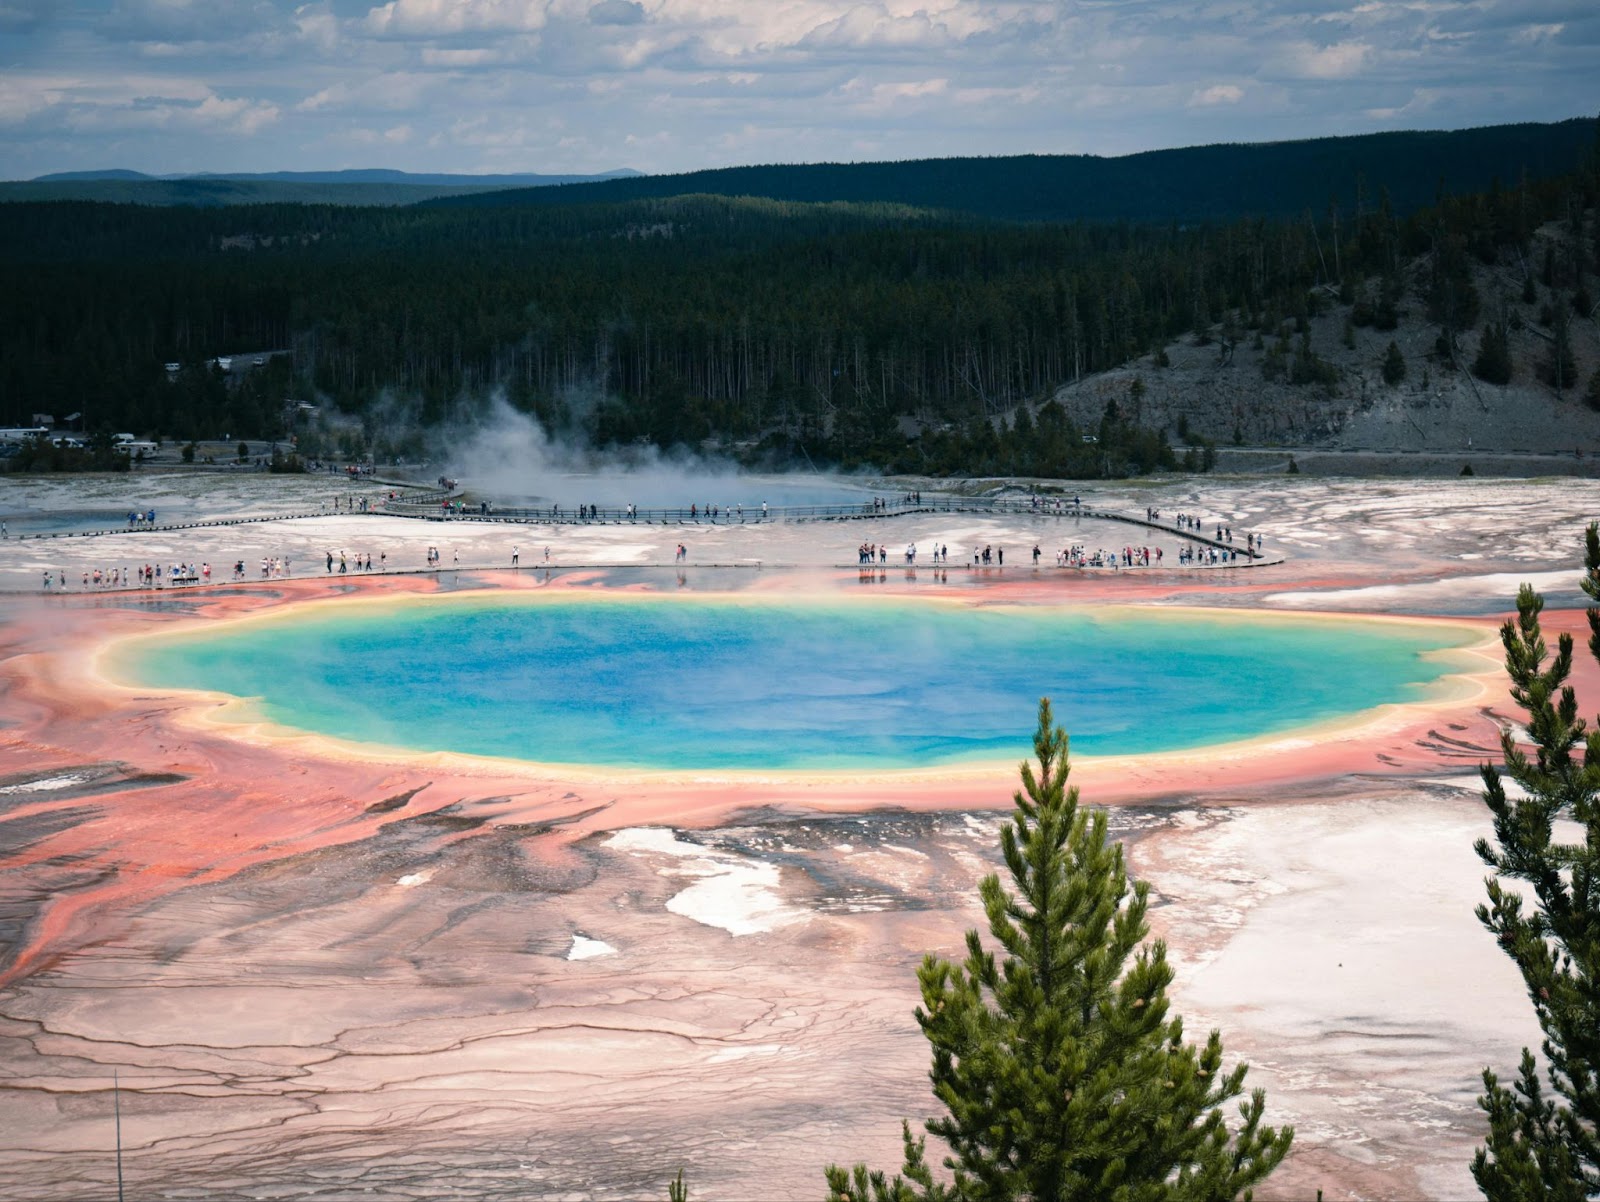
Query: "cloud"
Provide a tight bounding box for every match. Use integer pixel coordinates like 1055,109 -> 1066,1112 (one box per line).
293,2 -> 340,53
0,75 -> 60,127
364,0 -> 551,37
0,72 -> 278,138
341,122 -> 416,144
0,0 -> 1594,177
1365,87 -> 1439,121
1190,84 -> 1245,106
421,47 -> 508,66
72,92 -> 280,136
841,77 -> 949,110
1284,39 -> 1371,78
589,0 -> 644,26
799,7 -> 968,52
1514,23 -> 1564,43
196,93 -> 280,135
298,72 -> 435,114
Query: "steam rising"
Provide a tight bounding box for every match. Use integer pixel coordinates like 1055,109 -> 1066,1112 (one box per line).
438,393 -> 867,508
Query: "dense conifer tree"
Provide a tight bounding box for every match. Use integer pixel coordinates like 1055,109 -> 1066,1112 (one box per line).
824,700 -> 1292,1202
1473,321 -> 1513,385
1472,528 -> 1600,1198
1382,340 -> 1408,385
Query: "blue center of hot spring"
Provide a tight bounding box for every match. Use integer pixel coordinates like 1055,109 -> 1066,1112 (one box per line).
120,597 -> 1472,770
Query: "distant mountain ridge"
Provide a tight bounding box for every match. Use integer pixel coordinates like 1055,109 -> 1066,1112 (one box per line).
30,167 -> 640,185
34,168 -> 153,181
426,117 -> 1600,223
3,167 -> 642,207
7,118 -> 1596,218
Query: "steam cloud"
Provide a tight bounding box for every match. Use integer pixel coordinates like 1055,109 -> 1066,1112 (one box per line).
437,393 -> 863,509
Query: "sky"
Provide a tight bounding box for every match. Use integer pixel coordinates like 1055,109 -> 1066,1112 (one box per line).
0,0 -> 1595,180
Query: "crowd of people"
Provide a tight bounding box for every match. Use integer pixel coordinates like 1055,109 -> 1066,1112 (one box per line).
44,561 -> 212,590
1170,512 -> 1262,554
1044,544 -> 1163,568
856,541 -> 954,564
846,534 -> 1261,571
16,482 -> 1274,591
1030,494 -> 1083,512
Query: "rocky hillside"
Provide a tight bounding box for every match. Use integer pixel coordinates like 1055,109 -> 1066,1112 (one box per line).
1050,214 -> 1600,466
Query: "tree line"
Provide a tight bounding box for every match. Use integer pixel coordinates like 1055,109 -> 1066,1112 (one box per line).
1,123 -> 1596,476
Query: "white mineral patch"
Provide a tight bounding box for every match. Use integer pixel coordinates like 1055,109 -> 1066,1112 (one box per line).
395,871 -> 433,888
0,771 -> 103,794
567,935 -> 617,960
1169,794 -> 1541,1201
1422,774 -> 1529,800
1264,569 -> 1578,611
606,827 -> 803,937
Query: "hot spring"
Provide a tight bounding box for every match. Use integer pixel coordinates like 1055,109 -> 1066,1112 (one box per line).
111,594 -> 1479,771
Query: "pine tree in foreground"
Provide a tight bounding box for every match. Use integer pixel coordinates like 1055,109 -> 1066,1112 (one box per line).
1472,526 -> 1600,1199
824,699 -> 1293,1202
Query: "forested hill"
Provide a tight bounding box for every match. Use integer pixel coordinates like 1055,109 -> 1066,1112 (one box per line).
2,122 -> 1595,480
430,119 -> 1598,223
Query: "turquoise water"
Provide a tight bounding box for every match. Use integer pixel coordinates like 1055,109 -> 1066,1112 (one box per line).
118,598 -> 1473,770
